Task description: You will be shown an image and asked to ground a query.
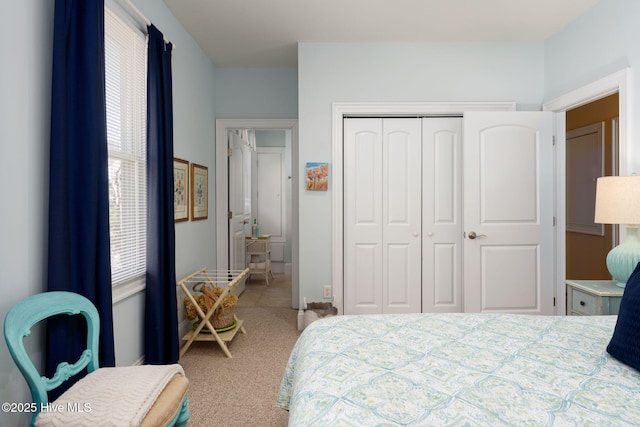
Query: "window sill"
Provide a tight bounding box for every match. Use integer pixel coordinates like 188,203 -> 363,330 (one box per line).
112,276 -> 146,304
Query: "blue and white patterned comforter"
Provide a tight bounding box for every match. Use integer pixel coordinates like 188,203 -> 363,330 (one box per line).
276,313 -> 640,426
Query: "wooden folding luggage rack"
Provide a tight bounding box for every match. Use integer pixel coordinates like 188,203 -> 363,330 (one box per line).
177,268 -> 249,358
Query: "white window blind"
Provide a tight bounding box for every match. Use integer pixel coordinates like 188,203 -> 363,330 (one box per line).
105,7 -> 147,286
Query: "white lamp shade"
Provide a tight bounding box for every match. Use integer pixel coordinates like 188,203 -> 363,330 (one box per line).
594,176 -> 640,225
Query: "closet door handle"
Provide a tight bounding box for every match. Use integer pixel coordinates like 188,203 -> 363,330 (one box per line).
468,231 -> 486,240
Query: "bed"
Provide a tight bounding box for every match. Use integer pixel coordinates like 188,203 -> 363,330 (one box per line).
277,312 -> 640,426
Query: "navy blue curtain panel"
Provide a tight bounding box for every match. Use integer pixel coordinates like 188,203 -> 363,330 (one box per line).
46,0 -> 115,397
145,25 -> 179,364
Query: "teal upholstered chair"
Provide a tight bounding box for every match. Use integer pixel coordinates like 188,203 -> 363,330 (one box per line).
4,291 -> 189,427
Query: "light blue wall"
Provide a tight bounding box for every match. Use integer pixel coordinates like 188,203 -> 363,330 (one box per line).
297,41 -> 545,303
545,0 -> 640,173
215,68 -> 298,118
0,3 -> 53,426
0,1 -> 217,425
256,129 -> 286,147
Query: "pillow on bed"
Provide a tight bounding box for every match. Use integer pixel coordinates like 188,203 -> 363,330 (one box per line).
607,262 -> 640,370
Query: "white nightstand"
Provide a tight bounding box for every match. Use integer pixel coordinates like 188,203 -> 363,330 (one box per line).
566,279 -> 624,315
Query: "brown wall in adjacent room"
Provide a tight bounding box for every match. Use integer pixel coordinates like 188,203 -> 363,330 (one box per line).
565,93 -> 618,280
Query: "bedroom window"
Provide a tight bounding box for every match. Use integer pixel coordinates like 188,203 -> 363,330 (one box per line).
105,6 -> 147,290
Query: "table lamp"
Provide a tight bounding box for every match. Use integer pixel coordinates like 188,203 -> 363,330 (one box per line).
594,175 -> 640,287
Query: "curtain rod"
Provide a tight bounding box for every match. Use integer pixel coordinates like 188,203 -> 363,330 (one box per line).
121,0 -> 176,49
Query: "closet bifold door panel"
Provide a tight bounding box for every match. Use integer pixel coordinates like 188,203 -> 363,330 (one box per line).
344,118 -> 422,314
344,119 -> 383,314
422,118 -> 463,312
383,119 -> 422,314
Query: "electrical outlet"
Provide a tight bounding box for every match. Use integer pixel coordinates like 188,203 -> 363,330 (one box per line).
323,285 -> 332,298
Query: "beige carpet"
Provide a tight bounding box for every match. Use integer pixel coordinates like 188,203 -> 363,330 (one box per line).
179,273 -> 301,427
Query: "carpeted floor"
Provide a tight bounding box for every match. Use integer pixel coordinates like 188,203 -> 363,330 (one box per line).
179,273 -> 300,426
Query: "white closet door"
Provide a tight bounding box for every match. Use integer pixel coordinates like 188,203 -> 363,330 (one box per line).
344,118 -> 422,314
344,119 -> 384,314
383,119 -> 422,313
422,118 -> 463,312
463,111 -> 554,314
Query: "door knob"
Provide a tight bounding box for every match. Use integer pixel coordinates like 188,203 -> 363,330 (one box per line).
468,231 -> 486,240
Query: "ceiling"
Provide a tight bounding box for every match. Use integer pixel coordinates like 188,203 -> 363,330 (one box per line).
163,0 -> 601,68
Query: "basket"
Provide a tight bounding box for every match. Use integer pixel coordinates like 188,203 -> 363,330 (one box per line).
211,307 -> 235,329
192,307 -> 236,332
184,281 -> 238,330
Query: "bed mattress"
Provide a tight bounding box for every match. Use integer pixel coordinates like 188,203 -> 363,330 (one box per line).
277,313 -> 640,426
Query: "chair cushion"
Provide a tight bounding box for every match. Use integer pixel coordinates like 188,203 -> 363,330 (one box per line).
35,364 -> 185,427
141,375 -> 189,427
607,262 -> 640,370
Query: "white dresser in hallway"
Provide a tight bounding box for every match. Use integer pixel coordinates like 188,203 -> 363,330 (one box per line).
246,235 -> 273,285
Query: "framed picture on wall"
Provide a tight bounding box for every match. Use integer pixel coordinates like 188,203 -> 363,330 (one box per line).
306,162 -> 329,191
174,158 -> 189,222
191,163 -> 208,220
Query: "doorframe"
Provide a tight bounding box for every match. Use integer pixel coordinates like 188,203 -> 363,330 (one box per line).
216,119 -> 299,308
543,68 -> 630,315
332,101 -> 516,314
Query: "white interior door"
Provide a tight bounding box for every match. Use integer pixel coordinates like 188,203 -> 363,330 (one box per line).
344,119 -> 383,313
383,119 -> 422,313
463,111 -> 554,314
422,118 -> 463,312
344,118 -> 422,314
229,131 -> 251,293
256,147 -> 286,262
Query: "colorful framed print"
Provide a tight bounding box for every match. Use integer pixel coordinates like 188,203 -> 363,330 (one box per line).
174,158 -> 189,222
191,163 -> 209,220
306,162 -> 329,191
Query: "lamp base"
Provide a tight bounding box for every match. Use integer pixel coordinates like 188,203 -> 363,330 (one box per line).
606,225 -> 640,288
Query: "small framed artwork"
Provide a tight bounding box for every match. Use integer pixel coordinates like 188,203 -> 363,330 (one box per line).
173,158 -> 189,222
191,163 -> 208,220
306,162 -> 329,191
